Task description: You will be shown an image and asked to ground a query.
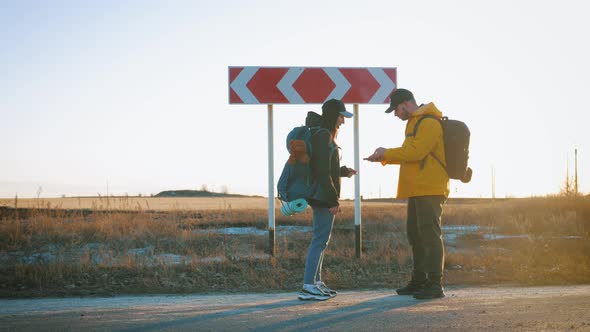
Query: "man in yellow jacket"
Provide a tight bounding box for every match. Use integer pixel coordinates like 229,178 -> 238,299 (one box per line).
367,88 -> 449,299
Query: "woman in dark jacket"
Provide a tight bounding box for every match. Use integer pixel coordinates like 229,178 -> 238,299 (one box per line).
298,99 -> 357,301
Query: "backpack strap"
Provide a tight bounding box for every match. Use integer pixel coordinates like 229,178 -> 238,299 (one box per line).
406,114 -> 439,138
406,115 -> 448,173
308,127 -> 331,158
427,151 -> 446,173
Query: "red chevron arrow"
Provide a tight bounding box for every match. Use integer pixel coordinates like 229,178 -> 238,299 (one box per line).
229,67 -> 244,104
292,68 -> 335,103
340,68 -> 379,103
246,68 -> 289,103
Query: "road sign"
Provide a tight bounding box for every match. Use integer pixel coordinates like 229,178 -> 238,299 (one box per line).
228,65 -> 399,258
229,67 -> 397,104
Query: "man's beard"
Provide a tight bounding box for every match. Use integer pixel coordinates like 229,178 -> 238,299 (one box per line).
399,110 -> 410,121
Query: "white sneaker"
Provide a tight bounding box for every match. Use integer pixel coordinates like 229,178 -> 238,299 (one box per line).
316,281 -> 337,297
298,284 -> 331,301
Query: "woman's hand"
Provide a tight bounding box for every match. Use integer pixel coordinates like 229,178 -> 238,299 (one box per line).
340,166 -> 357,178
329,206 -> 341,215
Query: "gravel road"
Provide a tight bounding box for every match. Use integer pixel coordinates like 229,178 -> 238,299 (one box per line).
1,285 -> 589,331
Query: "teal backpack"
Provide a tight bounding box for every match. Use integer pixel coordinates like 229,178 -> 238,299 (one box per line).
277,112 -> 327,215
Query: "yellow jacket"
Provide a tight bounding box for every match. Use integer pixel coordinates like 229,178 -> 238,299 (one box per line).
382,103 -> 450,199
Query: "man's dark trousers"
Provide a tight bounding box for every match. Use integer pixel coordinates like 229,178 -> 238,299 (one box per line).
407,195 -> 446,281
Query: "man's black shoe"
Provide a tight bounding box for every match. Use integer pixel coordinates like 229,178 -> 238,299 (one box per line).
396,279 -> 427,295
413,282 -> 445,299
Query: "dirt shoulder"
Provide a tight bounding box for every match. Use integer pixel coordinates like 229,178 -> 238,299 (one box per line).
1,285 -> 589,331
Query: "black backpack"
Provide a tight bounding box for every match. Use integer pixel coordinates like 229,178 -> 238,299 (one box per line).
409,115 -> 473,183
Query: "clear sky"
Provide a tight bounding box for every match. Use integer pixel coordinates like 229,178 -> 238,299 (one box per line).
1,0 -> 589,199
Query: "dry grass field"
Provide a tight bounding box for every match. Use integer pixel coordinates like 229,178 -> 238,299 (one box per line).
0,195 -> 589,298
0,196 -> 274,211
0,196 -> 392,211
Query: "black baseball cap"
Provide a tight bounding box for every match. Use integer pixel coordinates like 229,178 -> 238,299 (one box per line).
322,99 -> 353,118
385,89 -> 414,113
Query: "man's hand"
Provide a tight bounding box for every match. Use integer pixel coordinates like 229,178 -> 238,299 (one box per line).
365,147 -> 386,162
461,167 -> 473,183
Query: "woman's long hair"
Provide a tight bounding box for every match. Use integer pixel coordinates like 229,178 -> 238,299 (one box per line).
322,111 -> 339,143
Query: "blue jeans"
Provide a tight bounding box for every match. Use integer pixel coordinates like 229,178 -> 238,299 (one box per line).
303,206 -> 335,284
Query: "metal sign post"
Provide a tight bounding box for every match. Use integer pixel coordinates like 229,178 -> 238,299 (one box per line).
353,104 -> 362,258
229,66 -> 397,258
267,104 -> 276,256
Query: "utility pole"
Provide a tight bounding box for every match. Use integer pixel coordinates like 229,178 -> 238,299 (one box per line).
575,148 -> 578,195
566,156 -> 571,196
491,165 -> 496,200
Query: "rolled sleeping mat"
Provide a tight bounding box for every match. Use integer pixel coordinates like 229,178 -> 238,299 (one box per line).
280,198 -> 308,216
